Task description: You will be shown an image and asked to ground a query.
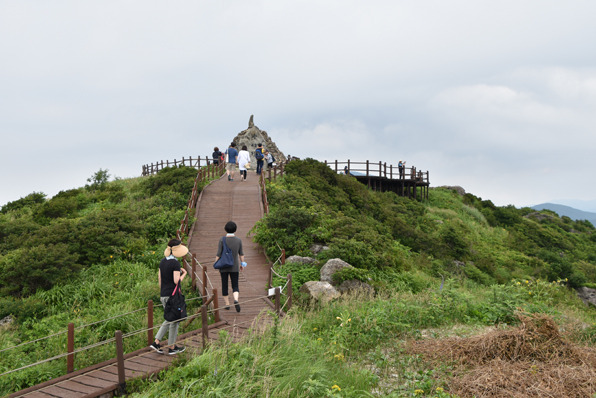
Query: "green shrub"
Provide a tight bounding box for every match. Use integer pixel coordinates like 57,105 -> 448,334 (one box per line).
332,267 -> 370,284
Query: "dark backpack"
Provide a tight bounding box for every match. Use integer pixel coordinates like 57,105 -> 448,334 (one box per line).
270,154 -> 275,162
213,237 -> 234,269
164,284 -> 187,322
255,148 -> 264,160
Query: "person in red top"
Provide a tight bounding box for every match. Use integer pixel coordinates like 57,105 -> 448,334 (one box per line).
150,239 -> 188,355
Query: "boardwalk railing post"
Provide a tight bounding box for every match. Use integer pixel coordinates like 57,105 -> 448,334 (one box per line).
275,287 -> 281,317
147,300 -> 154,346
287,274 -> 292,312
67,322 -> 74,373
281,249 -> 286,265
115,330 -> 126,395
202,266 -> 207,299
201,306 -> 209,349
191,256 -> 197,291
212,288 -> 220,323
268,266 -> 272,289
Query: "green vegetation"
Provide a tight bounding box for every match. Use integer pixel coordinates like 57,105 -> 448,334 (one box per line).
1,158 -> 595,397
0,165 -> 216,395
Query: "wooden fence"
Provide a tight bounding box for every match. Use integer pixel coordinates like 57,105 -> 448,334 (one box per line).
142,156 -> 218,176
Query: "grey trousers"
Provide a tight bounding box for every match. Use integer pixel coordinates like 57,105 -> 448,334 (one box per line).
155,296 -> 180,345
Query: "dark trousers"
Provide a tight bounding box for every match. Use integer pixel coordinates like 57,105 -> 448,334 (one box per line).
220,272 -> 239,296
256,160 -> 264,174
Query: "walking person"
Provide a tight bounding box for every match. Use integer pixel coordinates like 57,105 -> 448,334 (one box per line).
150,239 -> 188,355
215,221 -> 246,312
225,142 -> 239,181
265,150 -> 274,170
237,145 -> 251,182
255,143 -> 264,175
212,147 -> 222,166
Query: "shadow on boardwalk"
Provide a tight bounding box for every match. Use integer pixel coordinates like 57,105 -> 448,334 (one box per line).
10,172 -> 274,398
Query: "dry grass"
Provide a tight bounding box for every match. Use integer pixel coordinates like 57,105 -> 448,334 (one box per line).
407,313 -> 596,398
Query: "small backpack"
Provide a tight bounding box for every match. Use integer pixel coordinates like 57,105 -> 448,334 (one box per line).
270,154 -> 275,162
255,148 -> 264,160
164,284 -> 187,322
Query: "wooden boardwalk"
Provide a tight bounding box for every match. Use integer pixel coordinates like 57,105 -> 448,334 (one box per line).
10,172 -> 274,398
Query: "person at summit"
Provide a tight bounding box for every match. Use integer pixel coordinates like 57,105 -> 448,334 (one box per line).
255,143 -> 264,175
150,239 -> 188,355
225,142 -> 238,181
212,147 -> 223,166
238,145 -> 251,181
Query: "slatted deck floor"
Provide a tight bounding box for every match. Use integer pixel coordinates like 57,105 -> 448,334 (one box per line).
10,172 -> 274,398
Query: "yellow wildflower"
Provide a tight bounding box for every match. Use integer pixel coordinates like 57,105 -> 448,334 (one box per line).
436,387 -> 444,392
414,389 -> 424,395
313,327 -> 317,331
332,385 -> 341,391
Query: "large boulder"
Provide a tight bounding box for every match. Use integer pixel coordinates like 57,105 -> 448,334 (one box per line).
337,279 -> 374,296
576,287 -> 596,308
310,244 -> 329,255
286,255 -> 316,265
299,281 -> 340,304
320,258 -> 354,285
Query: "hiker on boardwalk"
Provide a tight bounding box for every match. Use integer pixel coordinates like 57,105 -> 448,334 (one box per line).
398,160 -> 406,179
225,142 -> 239,181
265,150 -> 274,169
215,221 -> 246,312
212,147 -> 223,165
255,143 -> 264,175
238,145 -> 251,182
150,239 -> 188,355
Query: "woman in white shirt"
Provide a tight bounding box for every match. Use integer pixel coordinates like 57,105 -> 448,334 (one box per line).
237,145 -> 251,181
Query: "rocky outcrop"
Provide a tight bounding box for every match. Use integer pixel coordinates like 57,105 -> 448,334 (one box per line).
440,186 -> 466,196
299,281 -> 340,304
285,255 -> 316,265
320,258 -> 354,285
337,279 -> 374,296
576,287 -> 596,308
230,115 -> 287,165
310,244 -> 329,255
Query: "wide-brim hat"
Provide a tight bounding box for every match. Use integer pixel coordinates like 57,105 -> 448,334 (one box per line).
164,243 -> 189,258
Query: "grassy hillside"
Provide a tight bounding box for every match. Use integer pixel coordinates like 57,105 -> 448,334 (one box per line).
1,159 -> 595,397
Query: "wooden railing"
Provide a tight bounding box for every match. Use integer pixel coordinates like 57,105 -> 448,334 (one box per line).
142,156 -> 218,176
325,159 -> 429,184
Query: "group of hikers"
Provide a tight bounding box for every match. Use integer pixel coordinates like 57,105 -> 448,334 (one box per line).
211,142 -> 276,182
150,220 -> 245,355
149,144 -> 260,355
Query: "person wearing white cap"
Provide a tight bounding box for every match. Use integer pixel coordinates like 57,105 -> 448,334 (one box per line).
150,238 -> 188,355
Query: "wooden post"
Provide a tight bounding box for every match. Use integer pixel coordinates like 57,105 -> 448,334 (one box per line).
366,160 -> 370,188
115,330 -> 126,394
67,322 -> 74,373
201,306 -> 209,349
268,266 -> 272,289
275,287 -> 281,316
347,159 -> 350,174
334,160 -> 338,173
191,256 -> 197,291
287,274 -> 292,312
202,266 -> 207,299
147,300 -> 154,346
212,288 -> 220,323
281,249 -> 286,265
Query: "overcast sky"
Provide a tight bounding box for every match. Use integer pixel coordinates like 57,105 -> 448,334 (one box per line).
2,1 -> 596,210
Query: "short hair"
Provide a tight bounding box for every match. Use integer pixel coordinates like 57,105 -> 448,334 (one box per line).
258,143 -> 263,147
242,145 -> 248,150
168,238 -> 182,247
214,146 -> 219,151
231,142 -> 236,147
224,221 -> 237,233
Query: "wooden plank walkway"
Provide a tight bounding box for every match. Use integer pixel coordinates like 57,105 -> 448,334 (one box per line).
10,172 -> 274,398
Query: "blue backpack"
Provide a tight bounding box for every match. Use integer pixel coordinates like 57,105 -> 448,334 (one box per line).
255,148 -> 264,160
